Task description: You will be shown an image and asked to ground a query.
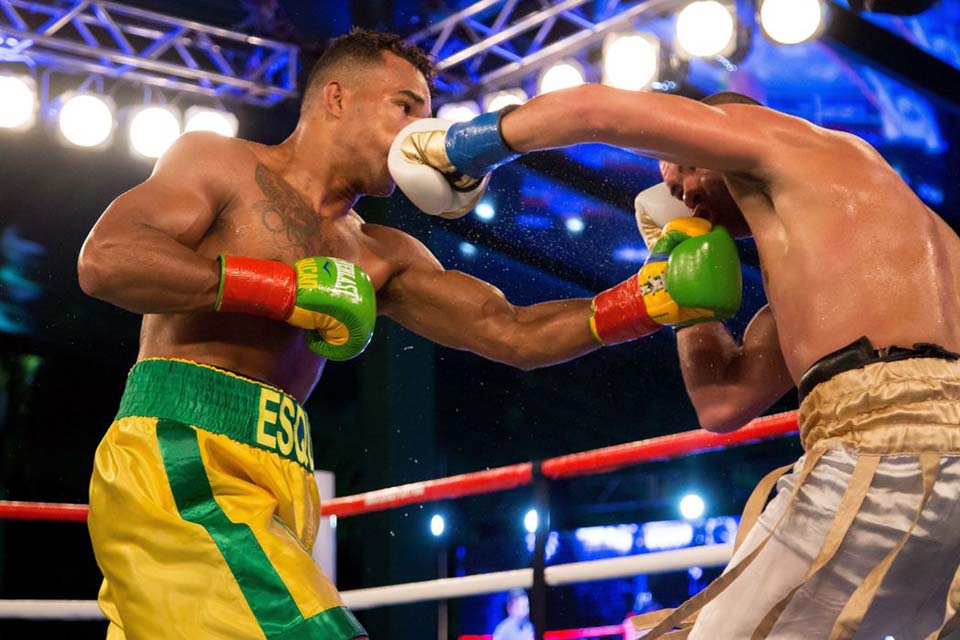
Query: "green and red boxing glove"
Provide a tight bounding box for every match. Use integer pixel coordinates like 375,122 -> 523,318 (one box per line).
215,255 -> 376,361
590,217 -> 742,345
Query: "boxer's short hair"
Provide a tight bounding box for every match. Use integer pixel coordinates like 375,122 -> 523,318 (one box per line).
700,91 -> 763,107
302,27 -> 435,111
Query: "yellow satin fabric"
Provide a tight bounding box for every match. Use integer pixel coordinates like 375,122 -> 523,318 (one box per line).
633,357 -> 960,639
88,416 -> 340,639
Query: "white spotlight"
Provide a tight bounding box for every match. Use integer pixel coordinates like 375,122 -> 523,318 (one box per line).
58,94 -> 114,148
329,514 -> 337,529
129,106 -> 181,159
0,75 -> 37,130
184,106 -> 239,137
430,514 -> 445,537
483,88 -> 528,112
458,241 -> 477,257
524,509 -> 539,533
538,60 -> 585,95
603,33 -> 660,91
760,0 -> 823,45
676,1 -> 736,58
679,494 -> 706,520
475,201 -> 495,221
565,217 -> 585,234
437,101 -> 481,122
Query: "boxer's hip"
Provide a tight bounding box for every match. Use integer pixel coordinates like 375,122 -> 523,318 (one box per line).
798,338 -> 960,455
92,358 -> 321,550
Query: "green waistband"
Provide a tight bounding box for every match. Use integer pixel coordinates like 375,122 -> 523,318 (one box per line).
117,359 -> 315,471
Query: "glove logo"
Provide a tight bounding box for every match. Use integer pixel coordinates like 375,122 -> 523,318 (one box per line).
327,257 -> 362,303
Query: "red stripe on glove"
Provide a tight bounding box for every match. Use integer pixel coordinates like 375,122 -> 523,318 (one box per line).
591,275 -> 660,344
216,255 -> 297,321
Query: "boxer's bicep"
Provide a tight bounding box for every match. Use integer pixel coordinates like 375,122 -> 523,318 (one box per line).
597,92 -> 774,172
92,132 -> 229,246
729,306 -> 793,401
78,133 -> 231,312
680,306 -> 792,431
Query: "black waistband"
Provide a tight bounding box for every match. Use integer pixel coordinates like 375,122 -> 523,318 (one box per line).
797,336 -> 960,404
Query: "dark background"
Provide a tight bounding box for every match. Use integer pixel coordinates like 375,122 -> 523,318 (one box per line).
1,0 -> 959,638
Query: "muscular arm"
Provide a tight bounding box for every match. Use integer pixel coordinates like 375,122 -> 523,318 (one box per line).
378,235 -> 599,370
678,306 -> 794,432
500,84 -> 784,172
77,132 -> 231,314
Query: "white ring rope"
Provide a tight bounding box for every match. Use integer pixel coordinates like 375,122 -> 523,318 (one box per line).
0,543 -> 733,619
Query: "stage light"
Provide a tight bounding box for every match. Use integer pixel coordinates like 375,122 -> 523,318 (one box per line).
679,494 -> 706,520
483,88 -> 527,112
565,217 -> 585,234
129,106 -> 181,159
603,33 -> 660,90
641,521 -> 694,550
437,101 -> 481,122
475,201 -> 495,221
458,241 -> 477,257
184,107 -> 238,137
759,0 -> 823,45
0,75 -> 36,130
524,509 -> 539,533
430,514 -> 445,537
613,245 -> 648,263
538,60 -> 585,95
676,1 -> 736,58
58,94 -> 114,148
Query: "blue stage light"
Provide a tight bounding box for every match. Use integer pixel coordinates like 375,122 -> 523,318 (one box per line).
475,202 -> 495,221
565,217 -> 585,234
524,509 -> 539,533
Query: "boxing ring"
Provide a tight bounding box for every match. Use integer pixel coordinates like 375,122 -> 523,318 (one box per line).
0,411 -> 799,637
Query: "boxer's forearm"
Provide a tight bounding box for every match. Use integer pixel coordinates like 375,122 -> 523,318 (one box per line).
499,84 -> 770,172
78,225 -> 220,314
499,85 -> 604,152
380,266 -> 600,370
505,298 -> 600,370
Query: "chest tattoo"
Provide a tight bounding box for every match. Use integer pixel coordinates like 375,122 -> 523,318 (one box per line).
253,164 -> 321,252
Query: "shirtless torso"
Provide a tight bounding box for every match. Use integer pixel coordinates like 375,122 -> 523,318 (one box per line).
79,51 -> 602,404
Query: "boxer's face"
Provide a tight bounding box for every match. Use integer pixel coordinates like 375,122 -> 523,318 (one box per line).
348,52 -> 431,196
659,161 -> 751,237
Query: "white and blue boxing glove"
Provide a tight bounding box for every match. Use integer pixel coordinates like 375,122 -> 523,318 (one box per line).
387,106 -> 521,219
634,183 -> 691,249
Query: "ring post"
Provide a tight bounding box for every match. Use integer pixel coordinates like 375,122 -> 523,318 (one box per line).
531,461 -> 549,640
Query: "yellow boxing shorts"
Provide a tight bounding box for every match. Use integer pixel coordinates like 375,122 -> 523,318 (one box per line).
88,358 -> 366,640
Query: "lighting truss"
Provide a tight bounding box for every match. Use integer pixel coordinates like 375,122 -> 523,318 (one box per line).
0,0 -> 298,106
408,0 -> 688,99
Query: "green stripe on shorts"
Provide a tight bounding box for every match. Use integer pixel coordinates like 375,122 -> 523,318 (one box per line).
156,419 -> 365,639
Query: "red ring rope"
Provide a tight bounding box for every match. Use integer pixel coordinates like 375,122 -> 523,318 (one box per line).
0,411 -> 798,522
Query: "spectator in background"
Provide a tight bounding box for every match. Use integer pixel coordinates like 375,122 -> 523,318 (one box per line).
493,589 -> 534,640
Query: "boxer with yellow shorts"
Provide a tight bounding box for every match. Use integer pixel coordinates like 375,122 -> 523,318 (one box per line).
89,358 -> 363,639
88,254 -> 376,639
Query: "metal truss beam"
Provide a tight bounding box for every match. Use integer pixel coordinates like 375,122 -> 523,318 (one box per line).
0,0 -> 299,106
409,0 -> 686,99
